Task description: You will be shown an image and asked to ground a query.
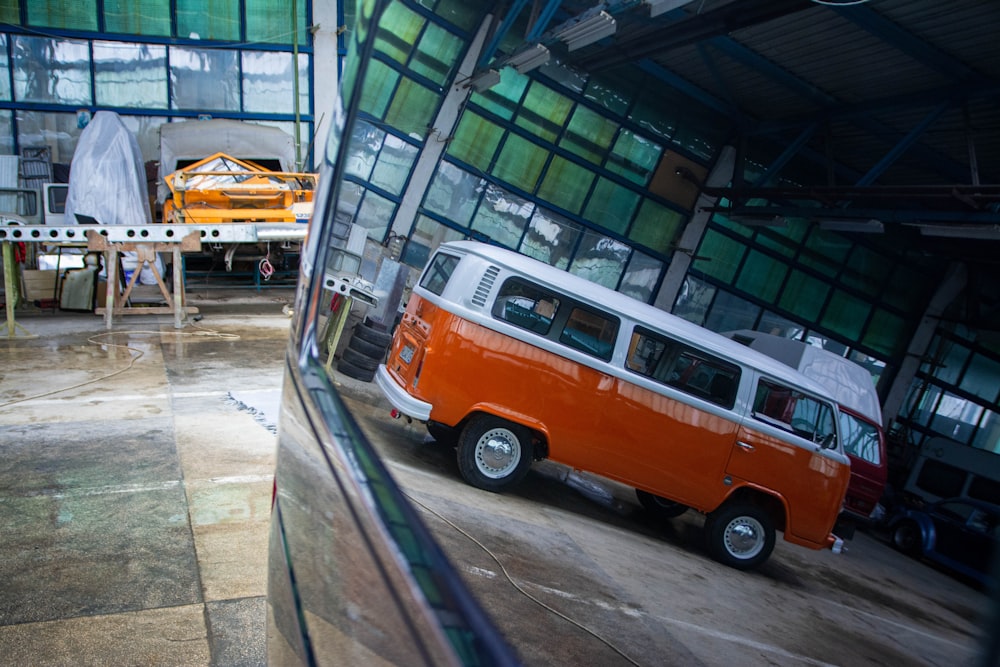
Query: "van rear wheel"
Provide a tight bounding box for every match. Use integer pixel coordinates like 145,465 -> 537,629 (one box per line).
705,503 -> 775,570
457,415 -> 534,492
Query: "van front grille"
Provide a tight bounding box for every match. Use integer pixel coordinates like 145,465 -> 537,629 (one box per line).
471,265 -> 499,307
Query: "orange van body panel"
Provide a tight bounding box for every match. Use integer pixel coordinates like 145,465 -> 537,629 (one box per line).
384,294 -> 849,550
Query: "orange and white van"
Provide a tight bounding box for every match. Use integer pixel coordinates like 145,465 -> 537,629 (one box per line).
376,241 -> 851,569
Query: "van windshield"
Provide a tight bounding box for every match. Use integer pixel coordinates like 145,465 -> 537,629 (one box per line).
838,412 -> 881,464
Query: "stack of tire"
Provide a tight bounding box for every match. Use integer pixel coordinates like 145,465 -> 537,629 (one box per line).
337,318 -> 393,383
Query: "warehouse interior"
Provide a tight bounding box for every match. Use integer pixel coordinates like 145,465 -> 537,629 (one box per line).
0,0 -> 998,584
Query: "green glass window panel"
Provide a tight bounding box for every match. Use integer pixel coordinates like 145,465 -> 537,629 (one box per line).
28,1 -> 97,30
628,87 -> 676,141
840,245 -> 890,297
925,338 -> 968,384
16,110 -> 79,163
537,156 -> 593,214
693,228 -> 745,284
0,110 -> 12,155
584,177 -> 639,235
94,42 -> 167,108
569,231 -> 629,289
356,190 -> 397,242
735,249 -> 788,303
384,77 -> 438,140
802,226 -> 851,278
705,290 -> 761,333
755,225 -> 799,256
432,0 -> 487,31
13,37 -> 91,105
861,308 -> 910,357
778,269 -> 829,323
884,263 -> 932,313
671,105 -> 728,162
628,198 -> 683,255
713,213 -> 754,238
246,0 -> 308,45
105,0 -> 170,36
0,2 -> 18,24
424,161 -> 484,225
972,410 -> 1000,453
584,69 -> 637,116
493,134 -> 547,194
673,275 -> 714,326
448,112 -> 502,172
470,68 -> 527,120
0,35 -> 9,102
375,2 -> 423,65
607,130 -> 661,185
821,289 -> 870,341
371,134 -> 418,196
520,209 -> 580,270
358,59 -> 398,119
345,121 -> 383,180
170,46 -> 238,111
559,106 -> 618,164
242,51 -> 309,115
402,213 -> 467,268
412,23 -> 461,85
619,250 -> 662,304
515,82 -> 572,143
960,354 -> 1000,403
177,0 -> 238,41
470,183 -> 533,249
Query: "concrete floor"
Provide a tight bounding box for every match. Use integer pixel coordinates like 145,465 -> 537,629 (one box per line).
1,290 -> 997,666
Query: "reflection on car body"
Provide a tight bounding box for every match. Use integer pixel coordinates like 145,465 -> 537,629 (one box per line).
889,497 -> 1000,589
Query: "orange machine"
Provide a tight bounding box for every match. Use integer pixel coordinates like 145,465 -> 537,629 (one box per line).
161,153 -> 317,224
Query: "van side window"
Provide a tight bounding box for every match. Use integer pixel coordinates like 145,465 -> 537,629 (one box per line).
560,307 -> 619,361
493,279 -> 561,335
753,379 -> 837,445
626,327 -> 740,408
420,252 -> 461,296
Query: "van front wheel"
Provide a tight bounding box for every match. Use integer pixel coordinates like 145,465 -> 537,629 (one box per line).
705,503 -> 775,570
458,415 -> 534,492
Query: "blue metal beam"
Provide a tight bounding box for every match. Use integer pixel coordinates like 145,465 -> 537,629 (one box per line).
477,0 -> 532,70
753,123 -> 818,187
525,0 -> 563,42
856,102 -> 949,186
637,59 -> 743,120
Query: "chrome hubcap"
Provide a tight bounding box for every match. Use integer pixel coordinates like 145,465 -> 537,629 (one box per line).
475,428 -> 520,479
723,516 -> 765,559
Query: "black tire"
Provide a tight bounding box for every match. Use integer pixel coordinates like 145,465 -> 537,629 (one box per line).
337,358 -> 376,382
636,490 -> 689,519
347,334 -> 388,359
341,347 -> 380,371
354,322 -> 393,348
892,520 -> 922,556
457,415 -> 534,492
705,502 -> 776,570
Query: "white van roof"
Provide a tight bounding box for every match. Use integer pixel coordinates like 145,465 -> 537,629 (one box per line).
725,329 -> 883,425
438,241 -> 838,401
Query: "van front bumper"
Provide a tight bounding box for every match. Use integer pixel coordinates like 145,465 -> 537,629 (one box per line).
375,364 -> 432,421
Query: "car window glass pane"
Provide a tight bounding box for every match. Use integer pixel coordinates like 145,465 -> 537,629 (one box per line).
753,379 -> 836,444
626,327 -> 739,407
838,412 -> 881,465
493,279 -> 560,335
560,307 -> 618,361
420,252 -> 460,295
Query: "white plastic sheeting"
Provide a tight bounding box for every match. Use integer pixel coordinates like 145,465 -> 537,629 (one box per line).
64,111 -> 151,227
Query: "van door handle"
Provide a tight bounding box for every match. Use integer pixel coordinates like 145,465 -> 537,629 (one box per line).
736,441 -> 755,452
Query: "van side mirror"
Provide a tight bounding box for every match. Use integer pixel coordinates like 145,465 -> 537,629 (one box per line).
819,433 -> 836,450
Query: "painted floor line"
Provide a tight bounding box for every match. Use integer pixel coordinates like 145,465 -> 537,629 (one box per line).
1,480 -> 183,500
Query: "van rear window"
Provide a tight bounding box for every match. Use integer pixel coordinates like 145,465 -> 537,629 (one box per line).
626,327 -> 740,408
420,252 -> 460,295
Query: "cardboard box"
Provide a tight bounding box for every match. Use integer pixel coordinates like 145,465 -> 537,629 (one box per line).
21,269 -> 58,301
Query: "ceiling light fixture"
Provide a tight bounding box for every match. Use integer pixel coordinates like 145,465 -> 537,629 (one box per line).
644,0 -> 693,18
819,218 -> 884,233
502,43 -> 551,74
917,224 -> 1000,240
554,10 -> 616,51
465,69 -> 501,92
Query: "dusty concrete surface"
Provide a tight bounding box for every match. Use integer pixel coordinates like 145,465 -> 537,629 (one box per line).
0,290 -> 997,666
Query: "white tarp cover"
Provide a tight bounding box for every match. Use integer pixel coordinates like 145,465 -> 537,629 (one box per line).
726,329 -> 883,425
64,111 -> 151,226
157,119 -> 296,202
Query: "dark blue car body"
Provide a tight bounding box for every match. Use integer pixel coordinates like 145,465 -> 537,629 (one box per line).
890,497 -> 1000,589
